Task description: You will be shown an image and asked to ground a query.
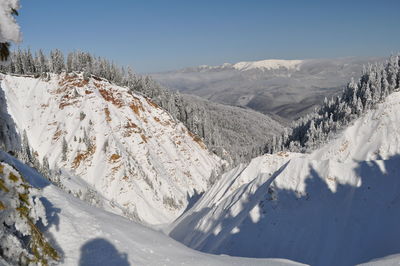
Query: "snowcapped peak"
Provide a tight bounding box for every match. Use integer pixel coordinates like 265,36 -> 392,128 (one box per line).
232,59 -> 303,71
188,59 -> 303,72
221,63 -> 232,68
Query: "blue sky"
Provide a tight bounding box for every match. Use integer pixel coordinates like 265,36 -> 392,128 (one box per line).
17,0 -> 400,73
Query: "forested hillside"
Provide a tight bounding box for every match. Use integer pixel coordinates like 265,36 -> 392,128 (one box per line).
265,55 -> 400,154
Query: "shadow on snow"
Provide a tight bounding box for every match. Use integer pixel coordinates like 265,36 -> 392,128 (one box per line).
79,238 -> 130,266
171,154 -> 400,266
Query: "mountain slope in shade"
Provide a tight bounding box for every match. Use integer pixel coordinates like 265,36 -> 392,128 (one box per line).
169,91 -> 400,265
1,73 -> 224,225
0,151 -> 301,266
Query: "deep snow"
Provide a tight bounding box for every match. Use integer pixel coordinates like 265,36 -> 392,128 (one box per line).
0,150 -> 300,266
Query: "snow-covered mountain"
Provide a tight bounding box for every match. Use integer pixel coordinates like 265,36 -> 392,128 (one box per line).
195,59 -> 303,72
152,57 -> 382,120
0,73 -> 224,225
232,59 -> 303,71
169,90 -> 400,265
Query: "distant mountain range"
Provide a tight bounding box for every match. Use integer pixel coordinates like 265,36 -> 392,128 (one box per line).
151,57 -> 384,121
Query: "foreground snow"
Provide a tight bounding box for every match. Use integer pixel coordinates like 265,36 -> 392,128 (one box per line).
170,91 -> 400,265
0,151 -> 300,266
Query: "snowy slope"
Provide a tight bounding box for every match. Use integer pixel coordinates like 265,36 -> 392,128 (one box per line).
0,151 -> 300,266
170,91 -> 400,265
0,73 -> 224,225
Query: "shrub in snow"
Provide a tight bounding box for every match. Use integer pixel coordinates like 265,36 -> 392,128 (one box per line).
0,162 -> 59,265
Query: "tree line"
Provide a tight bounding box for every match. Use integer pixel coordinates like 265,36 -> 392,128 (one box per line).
0,48 -> 281,164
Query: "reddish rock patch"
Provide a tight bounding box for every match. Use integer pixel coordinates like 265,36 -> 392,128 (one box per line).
109,153 -> 121,163
72,145 -> 96,169
99,88 -> 124,108
104,107 -> 111,122
53,128 -> 63,141
188,131 -> 206,149
140,134 -> 148,143
146,98 -> 161,109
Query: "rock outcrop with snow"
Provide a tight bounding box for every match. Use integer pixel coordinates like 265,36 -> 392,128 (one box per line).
1,73 -> 224,224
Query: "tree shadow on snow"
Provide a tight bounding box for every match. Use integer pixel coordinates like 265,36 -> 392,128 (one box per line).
184,189 -> 204,213
79,238 -> 130,266
171,154 -> 400,266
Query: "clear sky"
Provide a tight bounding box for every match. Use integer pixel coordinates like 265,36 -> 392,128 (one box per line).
17,0 -> 400,73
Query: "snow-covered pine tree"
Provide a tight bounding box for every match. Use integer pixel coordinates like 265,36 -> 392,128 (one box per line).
61,137 -> 68,161
49,49 -> 64,74
35,49 -> 48,75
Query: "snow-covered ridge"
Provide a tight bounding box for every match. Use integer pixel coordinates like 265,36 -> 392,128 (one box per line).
232,59 -> 303,71
191,59 -> 303,72
1,73 -> 224,225
170,91 -> 400,265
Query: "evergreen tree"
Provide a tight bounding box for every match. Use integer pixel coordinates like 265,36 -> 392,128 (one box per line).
0,43 -> 10,61
61,137 -> 68,161
49,49 -> 65,74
